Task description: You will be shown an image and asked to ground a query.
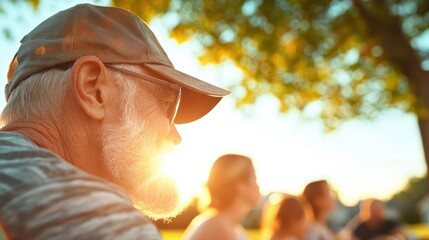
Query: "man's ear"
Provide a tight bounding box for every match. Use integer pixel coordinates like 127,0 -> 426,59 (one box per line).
70,56 -> 109,121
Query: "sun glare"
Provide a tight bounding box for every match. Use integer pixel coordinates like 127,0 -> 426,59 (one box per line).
160,149 -> 208,206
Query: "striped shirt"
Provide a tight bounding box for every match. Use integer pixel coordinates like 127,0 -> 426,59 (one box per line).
0,131 -> 162,240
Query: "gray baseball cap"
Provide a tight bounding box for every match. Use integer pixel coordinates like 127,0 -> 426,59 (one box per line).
6,3 -> 230,124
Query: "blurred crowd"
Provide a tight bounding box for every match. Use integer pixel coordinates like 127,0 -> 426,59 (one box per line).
182,154 -> 407,240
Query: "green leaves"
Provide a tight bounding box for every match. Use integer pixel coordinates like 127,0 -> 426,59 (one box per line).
112,0 -> 428,129
112,0 -> 171,22
3,0 -> 426,130
28,0 -> 39,8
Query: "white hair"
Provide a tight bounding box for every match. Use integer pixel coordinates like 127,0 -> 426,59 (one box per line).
108,64 -> 140,117
1,68 -> 71,124
0,64 -> 139,125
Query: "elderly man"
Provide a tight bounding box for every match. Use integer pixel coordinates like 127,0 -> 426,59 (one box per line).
0,3 -> 229,240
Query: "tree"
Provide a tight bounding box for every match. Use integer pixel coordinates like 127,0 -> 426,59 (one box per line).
391,176 -> 427,224
2,0 -> 429,177
112,0 -> 429,178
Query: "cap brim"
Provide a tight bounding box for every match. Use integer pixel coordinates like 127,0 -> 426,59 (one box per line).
144,64 -> 230,124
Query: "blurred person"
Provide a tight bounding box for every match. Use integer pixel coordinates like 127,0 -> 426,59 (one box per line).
302,180 -> 336,240
261,194 -> 308,240
337,214 -> 361,240
352,199 -> 405,240
182,154 -> 261,240
0,3 -> 229,239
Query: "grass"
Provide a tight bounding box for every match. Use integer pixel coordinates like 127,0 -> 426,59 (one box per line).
160,229 -> 260,240
406,224 -> 429,239
160,230 -> 183,240
160,225 -> 429,240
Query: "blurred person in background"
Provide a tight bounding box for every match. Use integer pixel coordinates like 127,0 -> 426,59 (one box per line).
261,193 -> 308,240
352,198 -> 405,240
302,180 -> 336,240
182,154 -> 260,240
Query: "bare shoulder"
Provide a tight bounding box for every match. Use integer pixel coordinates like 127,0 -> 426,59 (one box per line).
183,214 -> 236,240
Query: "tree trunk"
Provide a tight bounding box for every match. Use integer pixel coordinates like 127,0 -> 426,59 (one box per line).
419,119 -> 429,179
354,0 -> 429,181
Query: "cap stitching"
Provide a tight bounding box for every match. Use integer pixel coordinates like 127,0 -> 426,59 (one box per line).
136,19 -> 153,62
68,5 -> 83,61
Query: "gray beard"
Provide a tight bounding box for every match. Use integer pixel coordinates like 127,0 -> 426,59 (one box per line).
101,103 -> 182,220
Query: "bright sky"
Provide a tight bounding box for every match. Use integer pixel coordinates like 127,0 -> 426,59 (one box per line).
0,0 -> 426,206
